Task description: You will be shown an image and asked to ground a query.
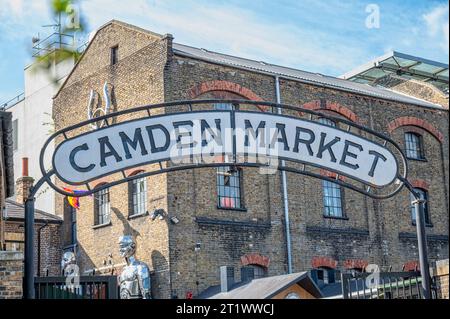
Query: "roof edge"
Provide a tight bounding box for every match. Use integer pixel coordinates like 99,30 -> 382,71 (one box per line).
173,49 -> 446,111
53,20 -> 165,100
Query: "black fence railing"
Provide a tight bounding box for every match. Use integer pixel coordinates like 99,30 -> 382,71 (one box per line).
341,271 -> 423,299
34,276 -> 118,299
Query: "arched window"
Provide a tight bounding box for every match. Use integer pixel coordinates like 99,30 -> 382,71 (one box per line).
410,188 -> 431,226
318,117 -> 336,127
322,180 -> 344,217
319,118 -> 344,218
249,264 -> 267,279
311,267 -> 336,285
405,132 -> 425,160
213,102 -> 236,111
129,173 -> 147,217
94,186 -> 110,226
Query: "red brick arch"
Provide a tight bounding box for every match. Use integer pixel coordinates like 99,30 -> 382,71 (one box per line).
387,116 -> 444,143
402,260 -> 420,271
320,169 -> 346,182
300,100 -> 359,123
240,253 -> 270,268
410,179 -> 430,190
343,259 -> 369,270
311,256 -> 338,269
90,179 -> 109,189
125,168 -> 145,177
188,80 -> 268,111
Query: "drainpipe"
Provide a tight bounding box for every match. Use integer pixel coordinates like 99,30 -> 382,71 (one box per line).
37,220 -> 49,277
275,76 -> 293,274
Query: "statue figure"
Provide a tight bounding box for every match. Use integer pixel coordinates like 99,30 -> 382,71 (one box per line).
61,251 -> 77,276
118,236 -> 152,299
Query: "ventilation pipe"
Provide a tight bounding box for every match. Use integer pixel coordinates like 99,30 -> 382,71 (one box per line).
275,76 -> 293,274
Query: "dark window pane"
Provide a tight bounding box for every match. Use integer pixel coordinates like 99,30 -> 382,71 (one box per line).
214,103 -> 234,110
111,46 -> 118,65
405,133 -> 424,159
217,166 -> 243,209
410,188 -> 430,224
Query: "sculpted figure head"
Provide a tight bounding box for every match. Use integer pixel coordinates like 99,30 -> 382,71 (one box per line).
119,235 -> 136,259
61,251 -> 76,271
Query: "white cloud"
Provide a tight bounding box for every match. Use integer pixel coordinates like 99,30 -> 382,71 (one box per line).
423,3 -> 449,52
80,0 -> 364,75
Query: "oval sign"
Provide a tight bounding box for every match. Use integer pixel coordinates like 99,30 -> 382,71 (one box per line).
53,111 -> 398,187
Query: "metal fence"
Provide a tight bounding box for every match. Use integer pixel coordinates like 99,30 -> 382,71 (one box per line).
341,271 -> 423,299
34,276 -> 118,299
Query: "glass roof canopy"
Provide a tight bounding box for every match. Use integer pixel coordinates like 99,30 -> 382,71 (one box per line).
341,51 -> 449,94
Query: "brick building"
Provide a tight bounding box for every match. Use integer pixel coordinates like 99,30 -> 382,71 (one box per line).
3,158 -> 62,276
52,20 -> 449,298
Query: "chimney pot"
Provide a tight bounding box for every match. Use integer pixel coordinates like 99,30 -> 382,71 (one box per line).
16,157 -> 34,203
22,157 -> 29,177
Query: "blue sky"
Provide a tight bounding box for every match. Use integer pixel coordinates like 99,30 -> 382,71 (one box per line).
0,0 -> 448,104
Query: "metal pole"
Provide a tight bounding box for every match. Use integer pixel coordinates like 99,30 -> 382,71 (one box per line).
275,76 -> 292,274
24,197 -> 35,299
413,198 -> 432,299
23,173 -> 49,299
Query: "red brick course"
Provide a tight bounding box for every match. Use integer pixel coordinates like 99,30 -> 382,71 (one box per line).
410,179 -> 430,190
311,256 -> 338,269
301,100 -> 359,123
188,80 -> 268,111
240,253 -> 270,268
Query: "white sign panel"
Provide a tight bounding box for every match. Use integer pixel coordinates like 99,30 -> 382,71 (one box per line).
53,111 -> 398,187
53,112 -> 232,184
235,112 -> 397,187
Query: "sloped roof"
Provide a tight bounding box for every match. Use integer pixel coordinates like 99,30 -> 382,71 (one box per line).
54,20 -> 445,110
4,199 -> 62,224
173,43 -> 443,109
200,272 -> 323,299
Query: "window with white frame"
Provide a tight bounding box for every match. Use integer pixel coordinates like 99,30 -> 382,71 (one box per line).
94,187 -> 110,225
217,166 -> 243,209
405,132 -> 425,160
130,175 -> 147,216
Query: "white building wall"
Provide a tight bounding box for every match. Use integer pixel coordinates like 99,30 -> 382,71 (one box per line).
8,58 -> 75,214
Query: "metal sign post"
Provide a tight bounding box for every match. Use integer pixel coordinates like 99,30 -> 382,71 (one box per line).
413,197 -> 432,298
23,99 -> 433,299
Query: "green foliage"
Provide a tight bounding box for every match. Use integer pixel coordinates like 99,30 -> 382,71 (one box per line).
32,0 -> 86,83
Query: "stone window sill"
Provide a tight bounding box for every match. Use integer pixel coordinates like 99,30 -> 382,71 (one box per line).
92,221 -> 112,230
323,215 -> 349,220
217,205 -> 247,212
406,157 -> 427,162
128,211 -> 148,220
412,222 -> 433,228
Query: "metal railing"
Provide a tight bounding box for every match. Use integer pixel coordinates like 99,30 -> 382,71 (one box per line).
34,276 -> 118,299
341,271 -> 423,299
32,32 -> 75,58
1,92 -> 25,110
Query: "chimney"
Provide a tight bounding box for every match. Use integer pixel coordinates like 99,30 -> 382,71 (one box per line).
240,266 -> 255,283
220,266 -> 234,293
15,157 -> 34,204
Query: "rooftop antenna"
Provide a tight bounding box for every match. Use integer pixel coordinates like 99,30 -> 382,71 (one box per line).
32,12 -> 69,57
